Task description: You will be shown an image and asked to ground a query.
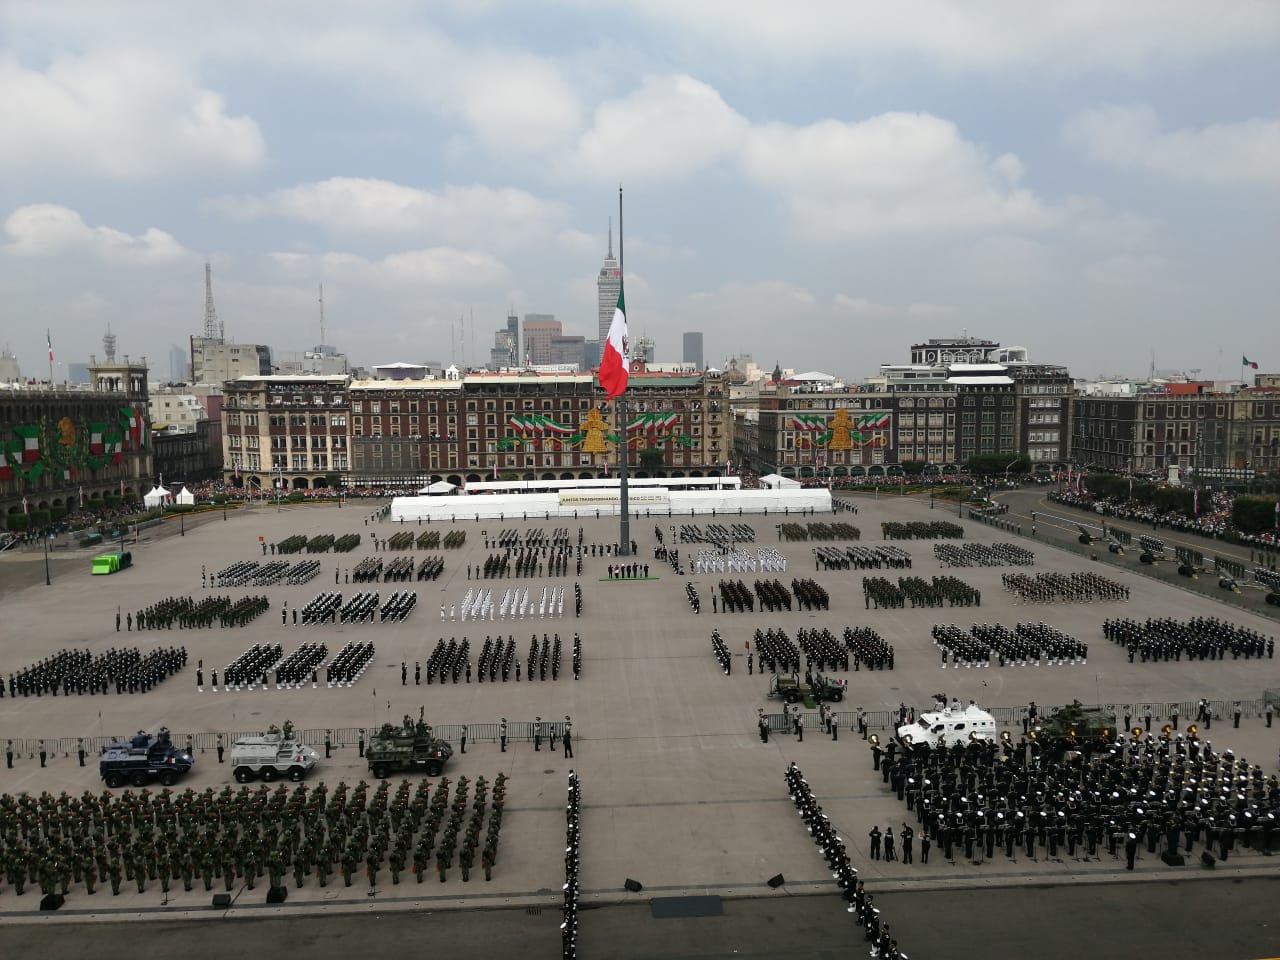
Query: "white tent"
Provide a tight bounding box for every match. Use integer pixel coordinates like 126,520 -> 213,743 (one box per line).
758,473 -> 801,489
143,484 -> 172,507
417,480 -> 458,496
175,485 -> 196,505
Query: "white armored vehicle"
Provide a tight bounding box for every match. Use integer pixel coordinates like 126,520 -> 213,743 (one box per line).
896,700 -> 998,749
230,721 -> 319,783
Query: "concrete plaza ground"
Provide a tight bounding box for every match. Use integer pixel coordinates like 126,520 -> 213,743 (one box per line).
1,491 -> 1278,932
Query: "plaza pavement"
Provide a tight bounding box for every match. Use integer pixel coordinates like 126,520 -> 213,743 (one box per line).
0,492 -> 1278,923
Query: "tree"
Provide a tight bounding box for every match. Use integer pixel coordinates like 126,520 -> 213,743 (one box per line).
638,448 -> 665,469
1233,497 -> 1279,533
967,454 -> 1029,476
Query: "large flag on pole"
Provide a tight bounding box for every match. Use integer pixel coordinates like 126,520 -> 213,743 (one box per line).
47,330 -> 54,364
1243,355 -> 1259,369
599,285 -> 629,399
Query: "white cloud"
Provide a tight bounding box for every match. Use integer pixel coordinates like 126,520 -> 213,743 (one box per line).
210,178 -> 566,245
1063,105 -> 1280,185
575,74 -> 747,180
833,295 -> 955,318
1082,253 -> 1166,287
3,204 -> 191,265
0,51 -> 264,179
268,246 -> 510,288
741,112 -> 1051,239
588,1 -> 1280,72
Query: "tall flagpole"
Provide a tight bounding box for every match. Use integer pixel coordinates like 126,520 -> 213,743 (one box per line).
617,185 -> 631,556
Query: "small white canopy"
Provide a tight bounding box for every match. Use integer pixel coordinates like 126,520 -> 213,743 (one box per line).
175,485 -> 196,505
418,480 -> 458,496
143,484 -> 172,506
759,473 -> 801,489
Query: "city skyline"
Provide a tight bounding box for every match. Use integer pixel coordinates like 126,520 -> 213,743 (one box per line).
1,3 -> 1277,381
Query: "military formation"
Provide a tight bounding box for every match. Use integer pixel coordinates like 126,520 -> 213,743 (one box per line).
881,520 -> 964,540
562,771 -> 582,960
0,773 -> 508,899
785,763 -> 905,959
779,521 -> 860,541
815,544 -> 912,571
862,574 -> 981,609
874,728 -> 1280,872
3,647 -> 187,699
208,560 -> 320,588
1104,616 -> 1275,662
128,595 -> 270,630
934,541 -> 1035,567
1003,571 -> 1129,603
931,622 -> 1087,667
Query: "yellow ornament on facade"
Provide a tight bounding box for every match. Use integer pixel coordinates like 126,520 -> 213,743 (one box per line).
58,416 -> 76,447
580,407 -> 610,455
827,407 -> 853,451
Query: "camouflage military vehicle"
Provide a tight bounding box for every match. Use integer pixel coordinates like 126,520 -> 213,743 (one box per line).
767,672 -> 846,704
366,711 -> 453,780
1031,700 -> 1115,742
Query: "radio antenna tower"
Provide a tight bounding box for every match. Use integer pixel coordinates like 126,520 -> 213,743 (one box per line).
318,283 -> 326,345
204,262 -> 223,341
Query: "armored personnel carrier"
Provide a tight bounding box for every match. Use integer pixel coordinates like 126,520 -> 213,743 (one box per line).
100,728 -> 194,788
896,701 -> 998,750
230,720 -> 319,783
366,710 -> 453,780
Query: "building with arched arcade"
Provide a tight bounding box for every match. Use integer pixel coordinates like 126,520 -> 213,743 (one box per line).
0,355 -> 152,529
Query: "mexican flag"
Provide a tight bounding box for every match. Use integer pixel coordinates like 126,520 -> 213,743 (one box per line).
1243,356 -> 1259,370
791,414 -> 827,432
13,424 -> 41,462
855,413 -> 892,430
0,447 -> 11,481
598,285 -> 628,399
89,422 -> 107,455
120,407 -> 141,449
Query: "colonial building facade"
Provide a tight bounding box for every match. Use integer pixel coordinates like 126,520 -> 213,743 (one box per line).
1069,389 -> 1280,478
220,369 -> 728,489
1,356 -> 153,528
220,375 -> 349,490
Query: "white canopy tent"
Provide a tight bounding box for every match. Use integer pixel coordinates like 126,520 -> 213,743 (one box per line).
758,473 -> 801,489
143,484 -> 172,507
417,480 -> 458,496
175,486 -> 196,505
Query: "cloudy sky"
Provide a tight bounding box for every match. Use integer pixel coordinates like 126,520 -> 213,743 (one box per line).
2,1 -> 1277,381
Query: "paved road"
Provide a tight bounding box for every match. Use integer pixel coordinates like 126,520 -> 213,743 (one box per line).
988,486 -> 1280,623
5,878 -> 1279,960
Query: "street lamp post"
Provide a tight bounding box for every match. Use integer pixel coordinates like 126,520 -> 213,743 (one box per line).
43,529 -> 51,586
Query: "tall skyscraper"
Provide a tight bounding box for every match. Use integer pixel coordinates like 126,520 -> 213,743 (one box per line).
523,314 -> 561,366
597,220 -> 621,345
683,332 -> 704,370
169,344 -> 188,382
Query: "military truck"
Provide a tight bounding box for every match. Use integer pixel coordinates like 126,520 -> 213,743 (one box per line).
767,672 -> 846,704
99,728 -> 194,788
1032,700 -> 1115,742
366,711 -> 453,780
230,720 -> 319,783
